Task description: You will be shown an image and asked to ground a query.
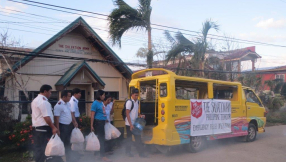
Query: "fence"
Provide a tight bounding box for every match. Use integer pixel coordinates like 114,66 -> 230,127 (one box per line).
0,100 -> 95,120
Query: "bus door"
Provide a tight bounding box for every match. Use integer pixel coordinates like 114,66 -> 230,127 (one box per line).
139,79 -> 159,125
139,79 -> 159,141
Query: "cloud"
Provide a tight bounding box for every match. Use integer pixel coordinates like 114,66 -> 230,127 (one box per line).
256,18 -> 286,29
0,1 -> 28,14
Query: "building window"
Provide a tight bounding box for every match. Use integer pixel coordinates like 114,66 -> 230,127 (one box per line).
19,91 -> 59,114
94,91 -> 119,100
49,91 -> 59,107
275,74 -> 285,82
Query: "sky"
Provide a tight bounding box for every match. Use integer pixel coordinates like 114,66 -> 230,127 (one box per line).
0,0 -> 286,70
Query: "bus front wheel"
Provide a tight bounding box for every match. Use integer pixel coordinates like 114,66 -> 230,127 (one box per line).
185,136 -> 206,153
246,123 -> 257,142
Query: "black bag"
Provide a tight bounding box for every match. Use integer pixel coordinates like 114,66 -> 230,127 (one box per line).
121,99 -> 139,120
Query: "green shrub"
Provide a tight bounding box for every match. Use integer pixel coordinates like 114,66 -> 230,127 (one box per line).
78,114 -> 91,136
266,111 -> 286,124
281,83 -> 286,97
267,97 -> 284,111
8,115 -> 33,148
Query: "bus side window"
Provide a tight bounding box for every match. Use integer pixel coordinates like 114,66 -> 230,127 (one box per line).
175,80 -> 207,100
213,84 -> 238,101
160,83 -> 167,97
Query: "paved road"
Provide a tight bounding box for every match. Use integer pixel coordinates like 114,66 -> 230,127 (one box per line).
80,125 -> 286,162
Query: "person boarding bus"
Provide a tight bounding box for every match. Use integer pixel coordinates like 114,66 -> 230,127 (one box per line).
125,88 -> 147,158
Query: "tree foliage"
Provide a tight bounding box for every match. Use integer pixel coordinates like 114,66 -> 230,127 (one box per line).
238,73 -> 262,92
108,0 -> 153,68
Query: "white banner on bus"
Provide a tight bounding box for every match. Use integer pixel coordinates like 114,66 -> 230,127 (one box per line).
190,99 -> 231,136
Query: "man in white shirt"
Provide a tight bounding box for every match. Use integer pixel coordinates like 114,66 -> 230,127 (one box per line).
54,90 -> 74,162
125,88 -> 147,158
32,84 -> 58,162
69,88 -> 81,127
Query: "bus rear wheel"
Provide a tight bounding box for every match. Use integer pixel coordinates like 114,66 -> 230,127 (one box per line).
185,136 -> 206,153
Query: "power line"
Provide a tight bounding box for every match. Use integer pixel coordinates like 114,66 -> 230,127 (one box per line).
2,48 -> 286,74
8,0 -> 107,20
2,19 -> 286,54
0,9 -> 156,44
151,24 -> 286,48
0,48 -> 147,67
1,4 -> 286,60
0,26 -> 53,35
9,0 -> 286,48
0,19 -> 60,32
0,22 -> 283,61
1,4 -> 279,49
0,21 -> 68,23
20,0 -> 108,17
0,6 -> 67,21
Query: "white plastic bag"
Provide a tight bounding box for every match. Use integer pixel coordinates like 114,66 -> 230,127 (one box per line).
105,122 -> 121,140
45,134 -> 65,156
85,132 -> 100,151
70,128 -> 84,143
71,142 -> 84,151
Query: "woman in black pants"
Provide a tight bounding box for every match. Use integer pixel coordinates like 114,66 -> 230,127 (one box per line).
90,90 -> 111,162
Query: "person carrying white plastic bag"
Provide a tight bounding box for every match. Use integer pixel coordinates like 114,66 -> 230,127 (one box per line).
70,128 -> 84,143
105,122 -> 121,140
45,134 -> 65,156
85,132 -> 100,151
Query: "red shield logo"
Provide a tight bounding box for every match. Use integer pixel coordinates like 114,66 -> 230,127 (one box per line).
191,101 -> 203,119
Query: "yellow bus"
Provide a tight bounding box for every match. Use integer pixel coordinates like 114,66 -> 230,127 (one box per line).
116,68 -> 266,154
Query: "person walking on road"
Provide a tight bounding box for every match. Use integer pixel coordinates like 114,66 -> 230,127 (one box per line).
125,88 -> 148,158
31,84 -> 58,162
54,90 -> 77,162
90,90 -> 112,162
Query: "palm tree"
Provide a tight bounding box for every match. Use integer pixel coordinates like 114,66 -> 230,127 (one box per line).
164,31 -> 194,75
164,19 -> 219,76
194,20 -> 219,76
108,0 -> 153,68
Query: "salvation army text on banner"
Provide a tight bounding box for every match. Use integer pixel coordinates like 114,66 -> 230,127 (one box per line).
190,99 -> 231,136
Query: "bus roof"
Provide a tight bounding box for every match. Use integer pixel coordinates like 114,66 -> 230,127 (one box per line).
132,68 -> 242,86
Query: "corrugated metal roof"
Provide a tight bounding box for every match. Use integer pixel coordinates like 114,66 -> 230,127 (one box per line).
223,49 -> 261,61
55,61 -> 105,87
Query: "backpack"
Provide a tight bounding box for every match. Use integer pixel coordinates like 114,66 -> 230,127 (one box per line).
121,99 -> 139,120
